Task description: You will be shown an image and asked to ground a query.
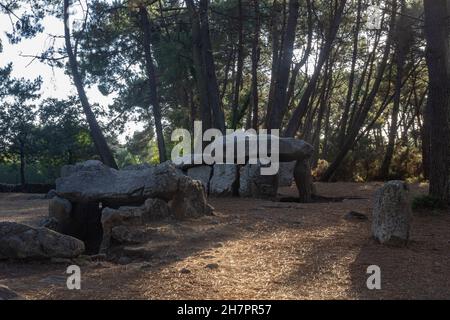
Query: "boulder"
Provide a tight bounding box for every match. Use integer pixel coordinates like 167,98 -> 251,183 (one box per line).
38,217 -> 59,231
278,161 -> 296,187
111,226 -> 147,244
100,206 -> 145,251
48,196 -> 72,232
239,163 -> 278,199
143,198 -> 172,221
0,222 -> 85,260
187,165 -> 212,193
0,285 -> 23,300
170,176 -> 213,219
372,181 -> 412,245
209,164 -> 238,196
56,160 -> 183,203
45,189 -> 57,199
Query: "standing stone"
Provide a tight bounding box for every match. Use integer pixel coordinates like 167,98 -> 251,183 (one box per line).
187,165 -> 212,193
278,161 -> 296,187
209,164 -> 238,196
170,176 -> 213,219
372,181 -> 412,246
100,206 -> 145,251
239,163 -> 278,199
48,196 -> 72,232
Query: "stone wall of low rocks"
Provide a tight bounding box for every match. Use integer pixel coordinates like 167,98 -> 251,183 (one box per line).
184,161 -> 296,199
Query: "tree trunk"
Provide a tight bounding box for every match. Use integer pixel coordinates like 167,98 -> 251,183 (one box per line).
284,0 -> 347,137
250,0 -> 260,129
19,139 -> 26,190
231,0 -> 244,129
138,5 -> 167,163
320,0 -> 398,181
338,0 -> 362,147
266,0 -> 300,130
423,0 -> 450,202
63,0 -> 117,169
378,1 -> 410,179
186,0 -> 225,132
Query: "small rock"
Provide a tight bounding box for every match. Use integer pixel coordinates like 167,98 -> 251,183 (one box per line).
118,256 -> 132,265
50,257 -> 72,264
38,217 -> 59,231
45,189 -> 58,199
205,263 -> 219,270
180,268 -> 191,274
344,211 -> 368,221
39,275 -> 67,285
89,253 -> 107,261
140,262 -> 154,270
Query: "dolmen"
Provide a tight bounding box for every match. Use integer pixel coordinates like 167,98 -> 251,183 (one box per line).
46,160 -> 212,253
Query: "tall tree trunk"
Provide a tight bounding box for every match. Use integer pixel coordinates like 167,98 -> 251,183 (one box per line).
338,0 -> 362,147
186,0 -> 225,132
19,139 -> 26,189
378,1 -> 410,179
199,0 -> 225,132
138,5 -> 167,163
251,0 -> 260,129
231,0 -> 244,129
266,0 -> 300,130
423,0 -> 450,202
186,0 -> 212,131
284,0 -> 347,137
63,0 -> 118,169
320,0 -> 397,181
265,0 -> 284,127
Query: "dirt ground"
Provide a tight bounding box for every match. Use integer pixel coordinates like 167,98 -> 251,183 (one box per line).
0,182 -> 449,300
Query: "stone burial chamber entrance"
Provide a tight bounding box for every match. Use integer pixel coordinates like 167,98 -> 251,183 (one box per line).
44,160 -> 213,254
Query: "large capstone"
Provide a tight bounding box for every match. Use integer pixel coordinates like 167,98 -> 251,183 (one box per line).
0,222 -> 85,260
372,181 -> 412,246
56,161 -> 182,204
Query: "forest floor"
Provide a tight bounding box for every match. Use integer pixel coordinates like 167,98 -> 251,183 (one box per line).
0,182 -> 449,300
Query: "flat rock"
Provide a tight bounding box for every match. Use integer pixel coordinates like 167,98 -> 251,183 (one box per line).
56,161 -> 183,203
0,222 -> 85,260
